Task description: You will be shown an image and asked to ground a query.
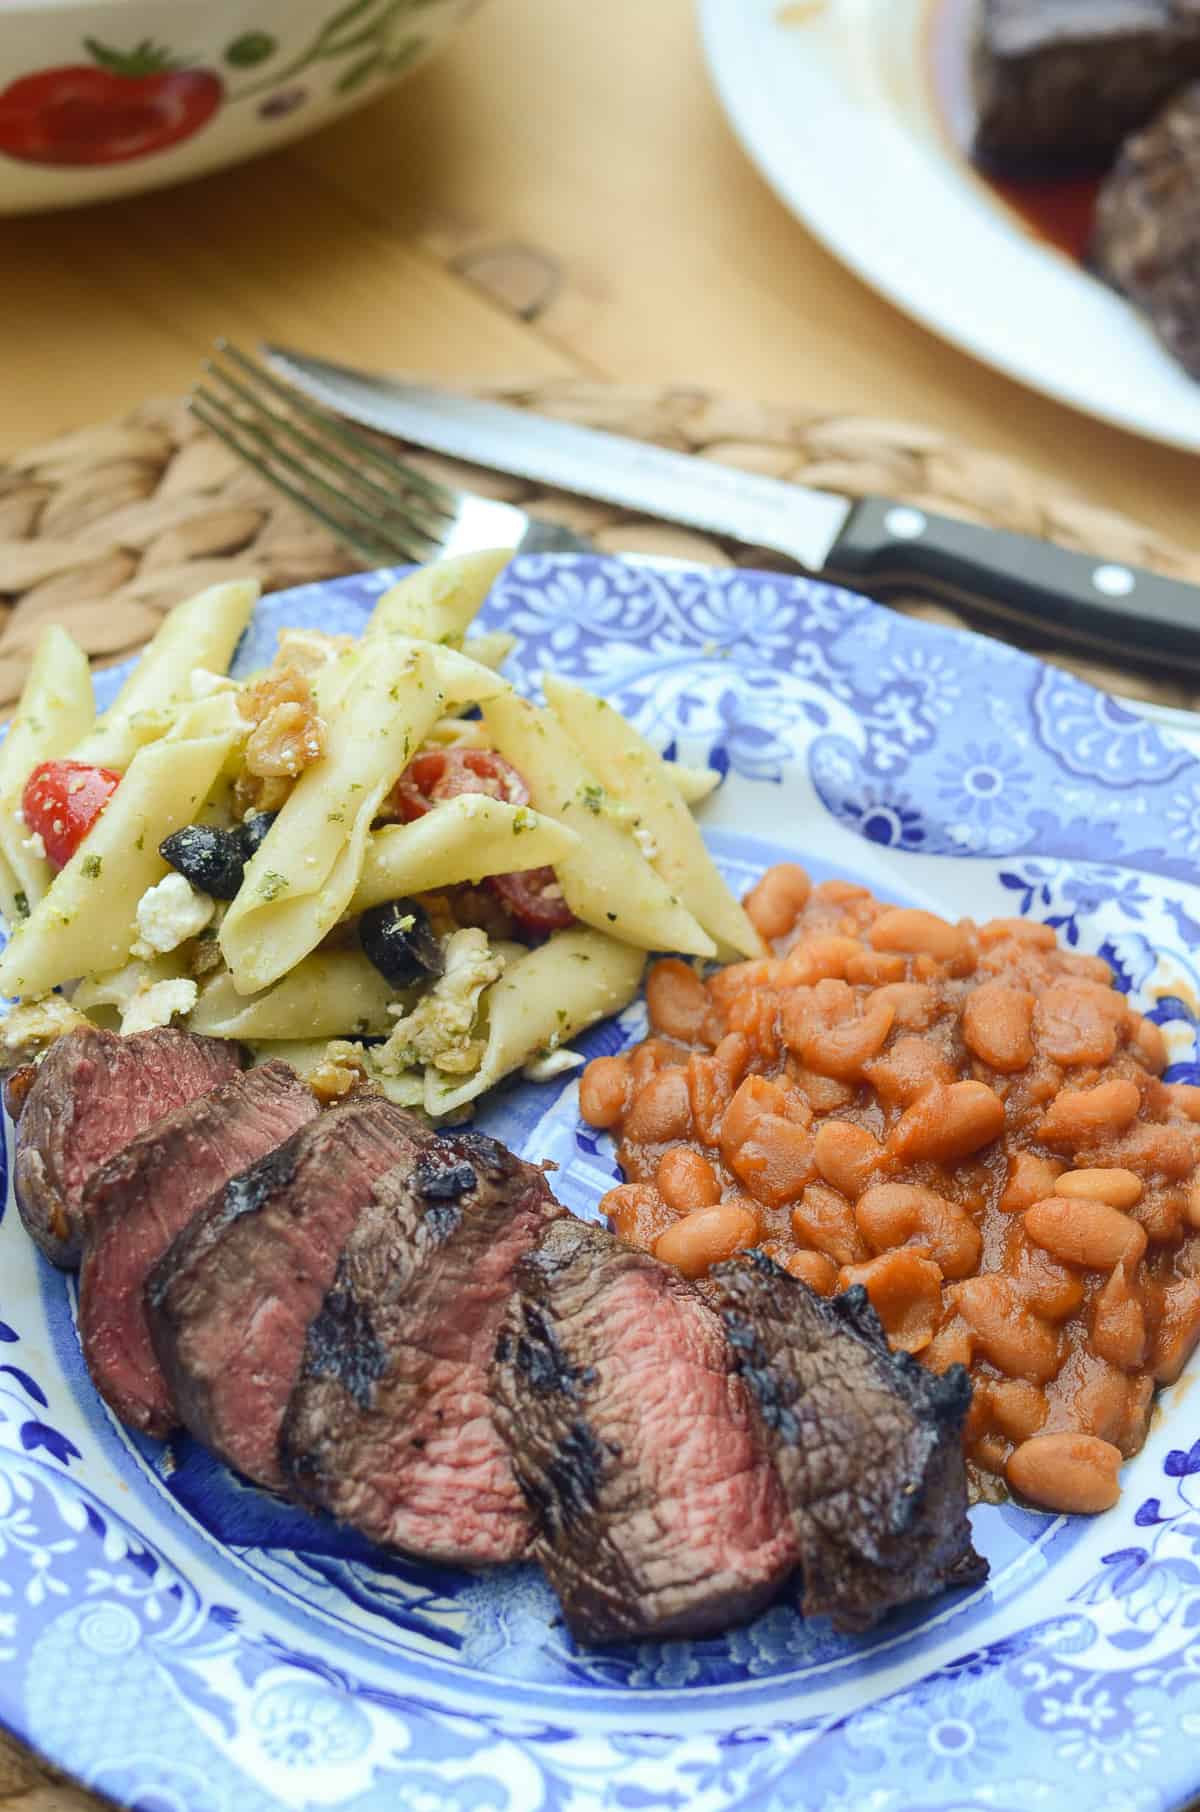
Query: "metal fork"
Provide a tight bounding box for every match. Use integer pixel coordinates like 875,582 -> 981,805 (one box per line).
190,343 -> 593,567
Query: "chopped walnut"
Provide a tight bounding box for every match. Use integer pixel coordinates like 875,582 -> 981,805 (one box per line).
309,1044 -> 370,1104
275,628 -> 355,677
239,665 -> 326,779
232,771 -> 293,818
187,935 -> 226,979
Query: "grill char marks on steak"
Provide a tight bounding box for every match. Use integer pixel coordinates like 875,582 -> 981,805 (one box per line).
709,1251 -> 986,1633
78,1062 -> 319,1437
146,1095 -> 421,1489
1092,82 -> 1200,376
282,1130 -> 561,1566
972,0 -> 1200,175
15,1025 -> 246,1269
491,1218 -> 799,1643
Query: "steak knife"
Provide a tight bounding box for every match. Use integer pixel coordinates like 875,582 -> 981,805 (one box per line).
265,345 -> 1200,674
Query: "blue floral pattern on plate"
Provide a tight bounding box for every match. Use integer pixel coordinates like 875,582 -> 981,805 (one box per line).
4,555 -> 1200,1810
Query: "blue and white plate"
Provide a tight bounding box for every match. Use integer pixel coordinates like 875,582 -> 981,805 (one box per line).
4,556 -> 1200,1812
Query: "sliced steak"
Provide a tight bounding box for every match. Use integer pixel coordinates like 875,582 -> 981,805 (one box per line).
282,1129 -> 561,1567
78,1062 -> 319,1438
1092,82 -> 1200,376
14,1025 -> 246,1269
709,1251 -> 986,1633
491,1218 -> 799,1643
972,0 -> 1200,175
146,1094 -> 415,1489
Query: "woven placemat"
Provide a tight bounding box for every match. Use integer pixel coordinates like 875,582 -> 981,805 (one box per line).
2,380 -> 1200,1812
3,380 -> 1200,717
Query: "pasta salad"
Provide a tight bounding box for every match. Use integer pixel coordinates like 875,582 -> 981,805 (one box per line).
0,552 -> 763,1118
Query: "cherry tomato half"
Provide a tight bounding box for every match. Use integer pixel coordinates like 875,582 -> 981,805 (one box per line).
22,760 -> 121,870
388,747 -> 574,937
388,748 -> 530,822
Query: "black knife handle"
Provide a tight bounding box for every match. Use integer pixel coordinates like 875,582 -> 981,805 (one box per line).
827,496 -> 1200,673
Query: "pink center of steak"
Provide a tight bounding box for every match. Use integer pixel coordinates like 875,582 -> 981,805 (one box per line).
79,1063 -> 319,1437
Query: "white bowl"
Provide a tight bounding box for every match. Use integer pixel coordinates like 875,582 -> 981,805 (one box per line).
0,0 -> 484,214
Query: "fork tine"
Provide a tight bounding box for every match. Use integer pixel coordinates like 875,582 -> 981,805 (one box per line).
215,341 -> 458,519
192,380 -> 439,567
190,391 -> 432,569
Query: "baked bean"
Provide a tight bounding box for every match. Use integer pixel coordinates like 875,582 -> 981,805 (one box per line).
785,1249 -> 839,1294
686,1035 -> 749,1145
1058,952 -> 1115,985
708,959 -> 780,1011
844,948 -> 907,985
787,1065 -> 857,1113
624,1068 -> 693,1144
1186,1183 -> 1200,1231
867,982 -> 938,1029
1067,1358 -> 1147,1452
961,981 -> 1036,1072
601,1184 -> 676,1253
1131,1015 -> 1168,1075
952,1276 -> 1062,1383
1035,981 -> 1124,1067
1010,1241 -> 1085,1320
813,1119 -> 885,1198
1007,1433 -> 1122,1514
856,1182 -> 982,1279
656,1147 -> 721,1212
813,878 -> 870,905
654,1200 -> 760,1279
1056,1167 -> 1143,1208
999,1153 -> 1065,1213
839,1250 -> 944,1353
744,863 -> 811,941
921,1315 -> 975,1373
579,1055 -> 631,1128
1091,1262 -> 1146,1371
726,988 -> 782,1061
869,906 -> 965,962
866,1035 -> 957,1108
1037,1078 -> 1141,1147
721,1075 -> 810,1156
1167,1083 -> 1200,1123
630,1038 -> 676,1089
792,1183 -> 868,1267
1102,1121 -> 1200,1179
978,917 -> 1058,949
779,934 -> 863,986
729,1114 -> 816,1206
1151,1277 -> 1200,1384
1024,1195 -> 1146,1270
801,997 -> 896,1081
888,1080 -> 1006,1164
646,958 -> 712,1043
989,1379 -> 1049,1443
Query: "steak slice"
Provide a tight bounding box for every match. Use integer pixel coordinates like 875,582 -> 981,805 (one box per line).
146,1094 -> 416,1489
1092,83 -> 1200,376
491,1218 -> 799,1643
709,1251 -> 986,1633
78,1062 -> 319,1437
282,1129 -> 561,1566
14,1025 -> 246,1269
972,0 -> 1200,175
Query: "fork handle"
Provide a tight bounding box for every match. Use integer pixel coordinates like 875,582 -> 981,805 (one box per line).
518,519 -> 595,556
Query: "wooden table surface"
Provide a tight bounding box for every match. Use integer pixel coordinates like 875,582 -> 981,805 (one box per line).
1,0 -> 1197,551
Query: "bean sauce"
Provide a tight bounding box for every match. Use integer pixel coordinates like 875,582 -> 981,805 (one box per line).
580,867 -> 1200,1515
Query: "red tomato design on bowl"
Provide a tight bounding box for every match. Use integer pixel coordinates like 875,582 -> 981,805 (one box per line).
0,41 -> 222,168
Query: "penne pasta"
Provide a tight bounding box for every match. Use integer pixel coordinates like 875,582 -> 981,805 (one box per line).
463,630 -> 517,671
543,675 -> 764,961
188,950 -> 399,1040
0,712 -> 244,998
220,641 -> 450,994
425,926 -> 645,1116
351,795 -> 580,914
670,761 -> 721,806
71,579 -> 258,771
367,550 -> 511,645
0,624 -> 95,927
480,691 -> 715,957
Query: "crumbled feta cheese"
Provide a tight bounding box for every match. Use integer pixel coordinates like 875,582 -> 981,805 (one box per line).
21,830 -> 46,861
189,668 -> 238,700
377,928 -> 504,1077
120,978 -> 198,1036
522,1046 -> 586,1083
131,872 -> 215,959
632,825 -> 658,861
